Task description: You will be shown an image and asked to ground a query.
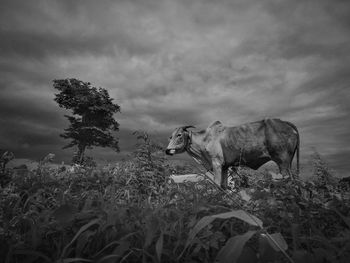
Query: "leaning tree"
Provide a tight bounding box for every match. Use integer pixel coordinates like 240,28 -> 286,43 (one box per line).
53,78 -> 120,164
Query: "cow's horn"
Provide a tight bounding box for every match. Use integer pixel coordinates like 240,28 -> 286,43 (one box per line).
182,125 -> 195,131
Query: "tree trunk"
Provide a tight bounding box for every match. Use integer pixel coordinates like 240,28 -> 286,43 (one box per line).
77,113 -> 88,164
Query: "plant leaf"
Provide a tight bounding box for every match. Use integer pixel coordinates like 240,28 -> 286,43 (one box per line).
96,255 -> 123,263
261,233 -> 288,251
59,258 -> 92,263
96,252 -> 131,263
185,210 -> 262,249
52,204 -> 75,224
186,216 -> 215,248
112,241 -> 130,259
144,215 -> 159,248
92,241 -> 130,263
92,241 -> 122,258
259,233 -> 278,262
237,246 -> 258,263
156,232 -> 164,262
13,250 -> 52,263
332,208 -> 350,228
75,230 -> 95,257
292,249 -> 312,263
212,210 -> 263,227
61,218 -> 100,258
216,230 -> 256,263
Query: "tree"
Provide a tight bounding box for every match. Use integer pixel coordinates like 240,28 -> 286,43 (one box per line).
53,78 -> 120,164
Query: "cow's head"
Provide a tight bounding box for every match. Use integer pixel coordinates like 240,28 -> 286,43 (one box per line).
165,125 -> 195,155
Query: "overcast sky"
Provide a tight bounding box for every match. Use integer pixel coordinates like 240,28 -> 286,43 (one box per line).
0,0 -> 349,175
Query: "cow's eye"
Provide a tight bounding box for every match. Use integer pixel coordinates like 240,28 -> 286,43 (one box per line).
177,134 -> 182,137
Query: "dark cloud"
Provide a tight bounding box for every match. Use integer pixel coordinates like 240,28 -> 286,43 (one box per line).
326,151 -> 350,176
236,0 -> 350,61
0,117 -> 63,160
143,107 -> 203,127
0,31 -> 114,59
0,0 -> 162,61
0,95 -> 62,125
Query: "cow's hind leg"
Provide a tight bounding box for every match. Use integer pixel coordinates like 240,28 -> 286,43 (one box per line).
279,164 -> 293,180
221,167 -> 229,189
273,152 -> 294,180
212,163 -> 223,188
276,159 -> 294,180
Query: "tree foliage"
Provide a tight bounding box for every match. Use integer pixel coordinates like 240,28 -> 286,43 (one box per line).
53,78 -> 120,163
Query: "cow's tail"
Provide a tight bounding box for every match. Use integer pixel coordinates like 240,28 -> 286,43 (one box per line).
285,121 -> 300,175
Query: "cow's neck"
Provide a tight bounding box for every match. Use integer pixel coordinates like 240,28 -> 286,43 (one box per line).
186,131 -> 212,171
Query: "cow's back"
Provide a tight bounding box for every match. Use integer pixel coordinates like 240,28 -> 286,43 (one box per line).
217,120 -> 269,168
224,120 -> 266,149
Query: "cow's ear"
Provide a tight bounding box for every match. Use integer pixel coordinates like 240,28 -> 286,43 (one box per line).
183,125 -> 195,131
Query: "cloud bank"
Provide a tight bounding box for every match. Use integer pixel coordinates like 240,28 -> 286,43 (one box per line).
0,0 -> 349,175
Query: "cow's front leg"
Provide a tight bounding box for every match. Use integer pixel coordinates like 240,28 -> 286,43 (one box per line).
212,159 -> 224,188
212,165 -> 222,187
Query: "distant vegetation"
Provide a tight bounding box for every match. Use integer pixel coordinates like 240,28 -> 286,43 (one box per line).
1,134 -> 349,263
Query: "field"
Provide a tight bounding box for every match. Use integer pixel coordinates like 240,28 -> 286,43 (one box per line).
1,143 -> 350,263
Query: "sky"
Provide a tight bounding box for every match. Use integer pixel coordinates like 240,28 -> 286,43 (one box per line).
0,0 -> 349,175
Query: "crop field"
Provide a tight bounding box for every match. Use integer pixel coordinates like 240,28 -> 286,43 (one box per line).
1,140 -> 350,263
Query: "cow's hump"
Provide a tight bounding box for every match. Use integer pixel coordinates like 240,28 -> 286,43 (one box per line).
208,121 -> 222,129
206,121 -> 225,138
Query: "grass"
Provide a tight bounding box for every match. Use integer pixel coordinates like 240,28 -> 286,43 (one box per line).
1,140 -> 350,263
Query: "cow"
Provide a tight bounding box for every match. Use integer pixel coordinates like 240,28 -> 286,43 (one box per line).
165,118 -> 300,189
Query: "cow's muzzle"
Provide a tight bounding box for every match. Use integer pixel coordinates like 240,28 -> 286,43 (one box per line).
165,149 -> 176,155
